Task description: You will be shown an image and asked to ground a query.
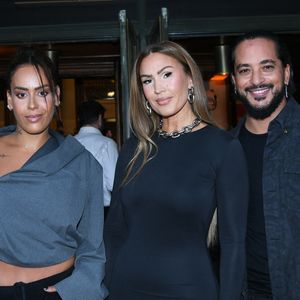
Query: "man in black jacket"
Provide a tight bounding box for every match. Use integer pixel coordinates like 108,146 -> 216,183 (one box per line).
231,31 -> 300,300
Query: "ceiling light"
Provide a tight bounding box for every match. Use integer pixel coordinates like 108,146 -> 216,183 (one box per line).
214,44 -> 230,75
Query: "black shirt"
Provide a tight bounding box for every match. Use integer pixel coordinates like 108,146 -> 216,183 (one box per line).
239,125 -> 272,297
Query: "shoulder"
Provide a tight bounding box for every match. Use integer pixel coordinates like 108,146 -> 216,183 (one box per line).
120,135 -> 138,152
205,124 -> 240,146
116,135 -> 138,164
60,134 -> 85,150
77,130 -> 117,147
102,136 -> 118,150
0,125 -> 15,137
229,118 -> 245,138
289,98 -> 300,123
201,126 -> 244,166
62,135 -> 103,172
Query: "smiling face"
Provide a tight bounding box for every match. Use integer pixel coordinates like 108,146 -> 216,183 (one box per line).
7,64 -> 60,136
232,37 -> 290,120
139,52 -> 193,119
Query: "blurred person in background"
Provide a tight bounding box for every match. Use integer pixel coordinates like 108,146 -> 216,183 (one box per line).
75,100 -> 118,218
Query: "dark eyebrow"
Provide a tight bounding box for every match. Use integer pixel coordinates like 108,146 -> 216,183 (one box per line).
260,59 -> 276,65
140,65 -> 173,78
13,84 -> 50,91
235,63 -> 250,70
157,65 -> 173,75
236,59 -> 277,70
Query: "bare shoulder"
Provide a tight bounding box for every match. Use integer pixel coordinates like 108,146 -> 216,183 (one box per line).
0,135 -> 32,176
0,134 -> 15,152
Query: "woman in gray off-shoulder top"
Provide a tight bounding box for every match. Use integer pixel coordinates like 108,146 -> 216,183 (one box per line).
0,47 -> 108,300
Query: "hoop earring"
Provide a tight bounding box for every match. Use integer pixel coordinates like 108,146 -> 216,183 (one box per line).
188,87 -> 195,104
145,100 -> 152,116
234,87 -> 237,95
285,84 -> 289,99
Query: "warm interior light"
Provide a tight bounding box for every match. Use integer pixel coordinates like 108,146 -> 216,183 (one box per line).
107,91 -> 115,98
210,74 -> 229,81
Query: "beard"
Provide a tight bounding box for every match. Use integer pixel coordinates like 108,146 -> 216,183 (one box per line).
236,83 -> 285,120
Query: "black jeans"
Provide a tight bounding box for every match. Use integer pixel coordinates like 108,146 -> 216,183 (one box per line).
0,267 -> 73,300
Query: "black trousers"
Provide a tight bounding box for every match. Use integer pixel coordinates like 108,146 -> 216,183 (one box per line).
0,267 -> 73,300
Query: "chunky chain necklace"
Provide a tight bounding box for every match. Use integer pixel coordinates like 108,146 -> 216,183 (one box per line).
158,117 -> 202,139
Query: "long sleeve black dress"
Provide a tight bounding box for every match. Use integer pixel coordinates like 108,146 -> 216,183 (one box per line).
104,125 -> 248,300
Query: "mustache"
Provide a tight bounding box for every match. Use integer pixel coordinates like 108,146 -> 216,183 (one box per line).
245,83 -> 274,92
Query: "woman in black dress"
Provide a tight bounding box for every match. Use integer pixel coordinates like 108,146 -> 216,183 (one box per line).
104,41 -> 248,300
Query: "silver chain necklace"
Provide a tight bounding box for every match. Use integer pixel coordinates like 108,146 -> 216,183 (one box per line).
158,117 -> 202,139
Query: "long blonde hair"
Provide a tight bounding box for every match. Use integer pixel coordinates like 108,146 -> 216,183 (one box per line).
123,41 -> 213,184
